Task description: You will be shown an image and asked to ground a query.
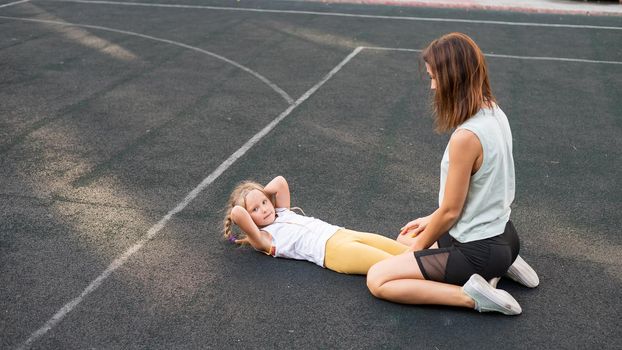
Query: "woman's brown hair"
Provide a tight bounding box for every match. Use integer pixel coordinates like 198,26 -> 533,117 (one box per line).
422,32 -> 496,133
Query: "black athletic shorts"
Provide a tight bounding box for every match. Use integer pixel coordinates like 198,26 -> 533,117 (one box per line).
414,221 -> 520,286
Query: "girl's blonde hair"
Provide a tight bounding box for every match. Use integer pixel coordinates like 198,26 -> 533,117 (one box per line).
422,32 -> 496,133
222,180 -> 275,242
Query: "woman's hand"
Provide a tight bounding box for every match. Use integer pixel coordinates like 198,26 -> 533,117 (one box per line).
400,215 -> 431,237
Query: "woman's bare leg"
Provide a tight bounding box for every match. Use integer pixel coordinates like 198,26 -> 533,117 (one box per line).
367,251 -> 474,308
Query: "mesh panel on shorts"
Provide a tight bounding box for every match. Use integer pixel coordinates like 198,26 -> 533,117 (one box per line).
418,251 -> 450,282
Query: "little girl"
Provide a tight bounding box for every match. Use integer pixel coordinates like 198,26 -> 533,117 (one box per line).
222,175 -> 409,275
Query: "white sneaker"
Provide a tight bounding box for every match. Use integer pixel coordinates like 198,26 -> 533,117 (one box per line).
488,276 -> 501,289
463,274 -> 522,315
506,255 -> 539,288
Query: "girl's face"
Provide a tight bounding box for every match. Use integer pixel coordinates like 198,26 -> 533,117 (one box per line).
425,62 -> 437,90
244,189 -> 276,227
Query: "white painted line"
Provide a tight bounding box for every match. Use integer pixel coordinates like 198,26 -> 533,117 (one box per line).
0,16 -> 294,104
17,46 -> 363,350
41,0 -> 622,31
0,0 -> 29,9
483,52 -> 622,65
363,46 -> 422,52
363,46 -> 622,65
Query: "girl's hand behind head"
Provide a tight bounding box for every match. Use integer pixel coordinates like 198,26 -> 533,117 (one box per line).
234,237 -> 250,245
244,189 -> 277,227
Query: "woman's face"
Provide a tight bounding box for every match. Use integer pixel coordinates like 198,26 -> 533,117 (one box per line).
425,62 -> 437,90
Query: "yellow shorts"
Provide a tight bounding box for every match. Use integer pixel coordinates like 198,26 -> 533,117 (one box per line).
324,229 -> 409,275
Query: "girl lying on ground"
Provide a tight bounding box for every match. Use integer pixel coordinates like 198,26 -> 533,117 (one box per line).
223,175 -> 408,275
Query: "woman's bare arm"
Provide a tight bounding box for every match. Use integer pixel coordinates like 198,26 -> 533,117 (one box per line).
411,129 -> 481,251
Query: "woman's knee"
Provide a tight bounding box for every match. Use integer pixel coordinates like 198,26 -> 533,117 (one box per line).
366,263 -> 386,298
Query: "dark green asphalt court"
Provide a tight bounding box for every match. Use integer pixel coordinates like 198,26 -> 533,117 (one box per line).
1,0 -> 621,348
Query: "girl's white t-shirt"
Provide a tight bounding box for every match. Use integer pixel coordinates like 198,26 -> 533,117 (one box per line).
260,208 -> 341,267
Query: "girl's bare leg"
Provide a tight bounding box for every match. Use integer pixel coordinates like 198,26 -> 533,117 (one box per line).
395,233 -> 438,249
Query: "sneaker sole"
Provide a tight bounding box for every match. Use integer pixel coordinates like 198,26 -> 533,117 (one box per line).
506,256 -> 539,288
469,274 -> 522,315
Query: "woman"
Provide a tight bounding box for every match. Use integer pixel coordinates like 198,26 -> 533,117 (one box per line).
367,33 -> 538,315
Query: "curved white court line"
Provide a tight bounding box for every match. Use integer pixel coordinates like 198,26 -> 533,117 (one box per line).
42,0 -> 622,31
0,0 -> 29,8
364,46 -> 622,65
0,16 -> 294,104
16,46 -> 363,350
